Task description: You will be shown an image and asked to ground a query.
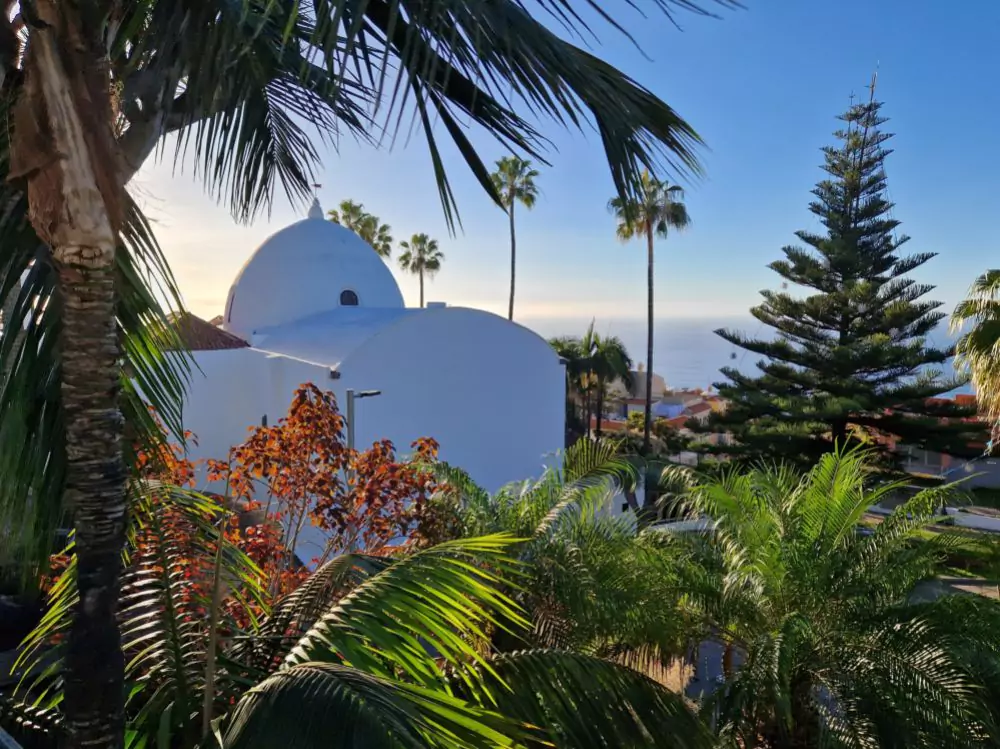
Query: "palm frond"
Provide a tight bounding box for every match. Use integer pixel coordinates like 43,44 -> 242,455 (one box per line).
0,699 -> 63,749
222,662 -> 518,749
284,536 -> 527,689
141,0 -> 738,228
230,552 -> 391,673
467,650 -> 711,748
14,484 -> 264,749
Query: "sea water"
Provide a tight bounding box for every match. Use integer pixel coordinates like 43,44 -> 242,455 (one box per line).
524,316 -> 972,394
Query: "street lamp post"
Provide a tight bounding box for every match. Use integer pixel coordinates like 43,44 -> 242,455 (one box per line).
345,388 -> 382,451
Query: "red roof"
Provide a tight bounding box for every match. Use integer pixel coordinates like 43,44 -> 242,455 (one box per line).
687,402 -> 713,415
588,417 -> 628,432
164,312 -> 249,351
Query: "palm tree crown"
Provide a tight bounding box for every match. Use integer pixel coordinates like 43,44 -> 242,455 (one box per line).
328,200 -> 393,258
491,157 -> 539,211
592,333 -> 633,437
952,269 -> 1000,422
609,171 -> 690,241
398,234 -> 444,307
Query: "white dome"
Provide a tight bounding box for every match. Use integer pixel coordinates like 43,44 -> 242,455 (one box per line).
223,201 -> 404,339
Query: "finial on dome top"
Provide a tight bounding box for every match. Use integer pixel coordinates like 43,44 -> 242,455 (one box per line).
306,183 -> 324,219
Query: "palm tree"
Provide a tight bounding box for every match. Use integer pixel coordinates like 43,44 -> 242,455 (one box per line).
328,200 -> 394,258
0,1 -> 729,745
422,439 -> 701,687
952,269 -> 1000,423
680,448 -> 1000,747
327,199 -> 369,232
491,157 -> 539,321
609,172 -> 690,456
398,234 -> 444,307
8,483 -> 711,749
360,215 -> 394,259
592,334 -> 633,438
548,335 -> 588,437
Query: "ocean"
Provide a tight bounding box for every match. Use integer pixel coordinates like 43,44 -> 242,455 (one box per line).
523,316 -> 971,394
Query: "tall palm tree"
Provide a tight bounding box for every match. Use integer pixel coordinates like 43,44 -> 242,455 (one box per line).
491,157 -> 539,321
681,448 -> 1000,747
592,334 -> 633,438
609,172 -> 690,456
328,200 -> 394,258
0,1 -> 732,745
398,234 -> 444,307
952,269 -> 1000,423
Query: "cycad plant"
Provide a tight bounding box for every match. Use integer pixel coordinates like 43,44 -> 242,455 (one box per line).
679,448 -> 1000,747
609,172 -> 691,456
398,234 -> 444,307
952,269 -> 1000,424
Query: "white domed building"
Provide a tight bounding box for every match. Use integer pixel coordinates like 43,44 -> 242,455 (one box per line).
178,199 -> 565,557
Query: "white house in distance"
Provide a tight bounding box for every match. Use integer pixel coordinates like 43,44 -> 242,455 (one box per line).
173,198 -> 565,560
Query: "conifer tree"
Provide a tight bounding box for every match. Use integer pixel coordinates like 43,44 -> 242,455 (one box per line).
707,92 -> 984,468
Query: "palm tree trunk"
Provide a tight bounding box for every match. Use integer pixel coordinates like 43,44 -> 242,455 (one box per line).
2,275 -> 24,382
18,9 -> 127,748
507,202 -> 516,321
419,268 -> 425,308
643,225 -> 655,457
595,377 -> 605,438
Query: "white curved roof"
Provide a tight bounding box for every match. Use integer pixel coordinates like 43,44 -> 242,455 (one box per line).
224,199 -> 404,339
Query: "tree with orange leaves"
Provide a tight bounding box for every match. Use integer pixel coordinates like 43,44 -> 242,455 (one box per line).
210,383 -> 440,572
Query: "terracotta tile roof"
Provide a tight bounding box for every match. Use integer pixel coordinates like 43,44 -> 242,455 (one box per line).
165,312 -> 249,351
687,402 -> 713,415
589,417 -> 628,432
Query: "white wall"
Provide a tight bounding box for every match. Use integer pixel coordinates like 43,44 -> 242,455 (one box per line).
178,308 -> 565,564
180,348 -> 331,467
335,306 -> 564,490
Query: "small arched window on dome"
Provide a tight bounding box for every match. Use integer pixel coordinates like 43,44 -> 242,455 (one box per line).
340,289 -> 359,307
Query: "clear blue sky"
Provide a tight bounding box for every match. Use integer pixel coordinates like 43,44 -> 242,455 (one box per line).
133,0 -> 1000,324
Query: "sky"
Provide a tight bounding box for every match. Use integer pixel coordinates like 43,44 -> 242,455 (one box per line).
131,0 -> 1000,330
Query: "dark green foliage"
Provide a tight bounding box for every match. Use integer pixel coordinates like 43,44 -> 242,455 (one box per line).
679,449 -> 1000,747
707,96 -> 984,468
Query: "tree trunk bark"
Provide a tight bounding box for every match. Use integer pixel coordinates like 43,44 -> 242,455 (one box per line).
507,202 -> 516,321
644,226 -> 655,457
60,259 -> 127,749
13,5 -> 127,748
1,276 -> 24,382
419,269 -> 424,308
